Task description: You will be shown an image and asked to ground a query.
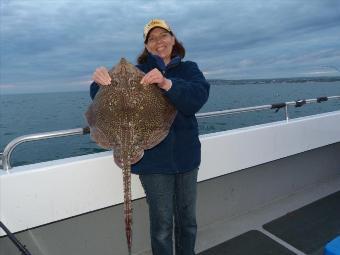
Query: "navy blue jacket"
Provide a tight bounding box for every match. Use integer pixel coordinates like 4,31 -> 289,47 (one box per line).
90,54 -> 210,174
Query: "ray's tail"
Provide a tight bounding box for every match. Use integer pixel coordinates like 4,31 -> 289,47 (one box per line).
123,164 -> 133,254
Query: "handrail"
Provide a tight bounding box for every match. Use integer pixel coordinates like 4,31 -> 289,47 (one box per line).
196,96 -> 340,120
1,96 -> 339,171
1,127 -> 90,171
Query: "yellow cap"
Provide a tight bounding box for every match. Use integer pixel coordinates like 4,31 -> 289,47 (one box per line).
143,19 -> 172,41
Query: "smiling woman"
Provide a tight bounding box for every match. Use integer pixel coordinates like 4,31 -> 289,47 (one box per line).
138,25 -> 186,67
90,18 -> 210,255
145,28 -> 175,65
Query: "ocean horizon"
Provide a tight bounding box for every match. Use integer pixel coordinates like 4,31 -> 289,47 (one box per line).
1,76 -> 340,95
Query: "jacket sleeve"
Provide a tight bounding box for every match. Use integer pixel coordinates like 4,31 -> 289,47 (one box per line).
164,61 -> 210,116
90,82 -> 100,100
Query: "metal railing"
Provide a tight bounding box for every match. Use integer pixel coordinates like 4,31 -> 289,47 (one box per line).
1,96 -> 339,171
1,128 -> 90,171
196,96 -> 340,120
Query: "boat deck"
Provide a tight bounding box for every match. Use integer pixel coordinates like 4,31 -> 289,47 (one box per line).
197,174 -> 340,255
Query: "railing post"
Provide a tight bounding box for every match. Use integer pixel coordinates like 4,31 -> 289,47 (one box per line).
285,105 -> 289,121
0,153 -> 3,171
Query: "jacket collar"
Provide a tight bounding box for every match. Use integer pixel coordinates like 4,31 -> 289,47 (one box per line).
146,52 -> 181,72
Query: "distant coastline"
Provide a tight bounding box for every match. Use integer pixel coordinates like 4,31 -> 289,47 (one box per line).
208,76 -> 340,85
1,76 -> 340,95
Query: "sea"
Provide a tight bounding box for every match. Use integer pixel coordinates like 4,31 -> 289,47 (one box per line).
1,78 -> 340,167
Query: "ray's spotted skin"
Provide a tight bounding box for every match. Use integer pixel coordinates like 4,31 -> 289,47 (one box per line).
85,58 -> 177,254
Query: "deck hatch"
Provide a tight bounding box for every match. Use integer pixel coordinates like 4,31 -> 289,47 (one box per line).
198,230 -> 296,255
264,191 -> 340,254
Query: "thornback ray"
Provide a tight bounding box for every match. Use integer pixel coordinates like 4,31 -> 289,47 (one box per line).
85,58 -> 177,254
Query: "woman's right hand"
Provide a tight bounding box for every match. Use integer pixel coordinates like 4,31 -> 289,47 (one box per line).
92,67 -> 111,86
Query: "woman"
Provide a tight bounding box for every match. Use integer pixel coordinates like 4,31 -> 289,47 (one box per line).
90,19 -> 210,255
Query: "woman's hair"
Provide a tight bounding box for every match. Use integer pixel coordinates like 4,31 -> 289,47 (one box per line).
137,35 -> 186,64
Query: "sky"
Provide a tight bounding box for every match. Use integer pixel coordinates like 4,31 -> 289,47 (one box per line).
0,0 -> 340,94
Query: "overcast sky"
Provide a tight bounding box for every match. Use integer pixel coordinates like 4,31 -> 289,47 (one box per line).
1,0 -> 340,94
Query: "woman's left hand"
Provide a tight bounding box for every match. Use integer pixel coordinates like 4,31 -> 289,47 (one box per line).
140,68 -> 172,91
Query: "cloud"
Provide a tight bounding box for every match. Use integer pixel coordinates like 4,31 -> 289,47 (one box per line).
301,70 -> 339,76
0,83 -> 17,89
1,0 -> 340,93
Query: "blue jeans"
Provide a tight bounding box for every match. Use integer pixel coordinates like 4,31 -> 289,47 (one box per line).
139,168 -> 198,255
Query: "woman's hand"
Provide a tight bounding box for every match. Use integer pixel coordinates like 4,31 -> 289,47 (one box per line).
140,68 -> 172,91
92,67 -> 111,86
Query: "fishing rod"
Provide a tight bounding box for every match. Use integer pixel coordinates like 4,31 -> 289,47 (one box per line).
0,221 -> 33,255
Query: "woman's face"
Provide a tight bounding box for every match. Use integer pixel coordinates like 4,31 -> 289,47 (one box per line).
145,27 -> 175,64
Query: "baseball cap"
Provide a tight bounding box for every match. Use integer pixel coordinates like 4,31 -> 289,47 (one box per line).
143,19 -> 172,42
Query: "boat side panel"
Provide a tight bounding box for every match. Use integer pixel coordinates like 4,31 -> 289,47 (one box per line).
199,110 -> 340,181
1,142 -> 339,255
